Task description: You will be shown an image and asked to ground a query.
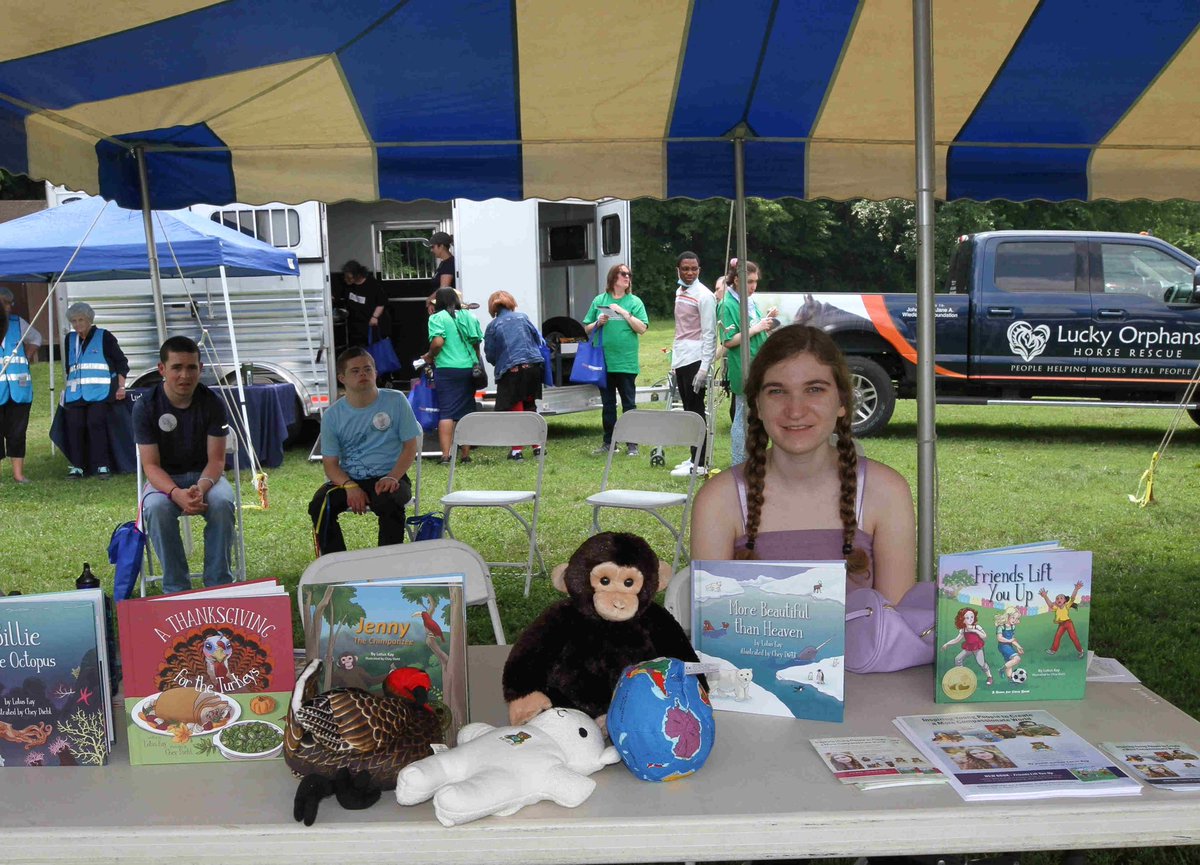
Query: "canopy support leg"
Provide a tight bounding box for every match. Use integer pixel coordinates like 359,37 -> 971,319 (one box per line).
135,145 -> 168,346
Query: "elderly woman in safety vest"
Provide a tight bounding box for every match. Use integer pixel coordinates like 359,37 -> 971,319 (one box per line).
0,287 -> 40,484
62,301 -> 129,479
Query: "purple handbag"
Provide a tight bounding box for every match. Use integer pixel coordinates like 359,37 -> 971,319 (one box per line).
844,581 -> 936,673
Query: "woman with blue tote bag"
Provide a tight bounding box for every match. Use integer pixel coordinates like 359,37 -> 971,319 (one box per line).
581,264 -> 648,456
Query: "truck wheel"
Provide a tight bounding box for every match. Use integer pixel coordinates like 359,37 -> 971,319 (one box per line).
846,356 -> 896,437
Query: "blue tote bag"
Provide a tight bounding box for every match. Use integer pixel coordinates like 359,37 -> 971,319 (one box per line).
539,340 -> 555,387
408,371 -> 440,431
366,326 -> 403,375
569,329 -> 607,389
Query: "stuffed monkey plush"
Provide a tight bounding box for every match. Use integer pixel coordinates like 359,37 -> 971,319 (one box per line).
502,532 -> 700,725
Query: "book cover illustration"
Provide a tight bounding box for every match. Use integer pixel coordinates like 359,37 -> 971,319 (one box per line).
1,593 -> 111,767
691,560 -> 846,723
300,576 -> 468,740
118,582 -> 295,765
936,547 -> 1092,704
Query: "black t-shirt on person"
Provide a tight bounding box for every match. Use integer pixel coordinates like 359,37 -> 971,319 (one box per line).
133,383 -> 229,476
433,256 -> 456,291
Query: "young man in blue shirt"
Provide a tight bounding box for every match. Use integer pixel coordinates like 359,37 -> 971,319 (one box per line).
309,347 -> 421,555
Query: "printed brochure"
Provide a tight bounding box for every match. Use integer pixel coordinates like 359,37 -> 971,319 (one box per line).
1102,742 -> 1200,792
810,735 -> 946,790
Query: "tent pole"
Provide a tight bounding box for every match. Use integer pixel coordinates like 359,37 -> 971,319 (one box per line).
135,145 -> 168,346
912,0 -> 937,583
219,265 -> 255,469
733,138 -> 750,388
48,283 -> 57,456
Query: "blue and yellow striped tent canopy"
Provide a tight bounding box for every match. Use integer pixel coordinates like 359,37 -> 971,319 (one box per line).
2,0 -> 1198,209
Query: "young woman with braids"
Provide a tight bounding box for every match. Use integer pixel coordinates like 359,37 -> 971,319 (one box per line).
690,324 -> 915,604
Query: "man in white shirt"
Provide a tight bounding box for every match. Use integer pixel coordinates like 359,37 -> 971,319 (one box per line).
670,252 -> 716,477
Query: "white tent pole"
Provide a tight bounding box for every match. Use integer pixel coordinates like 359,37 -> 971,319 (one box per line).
219,265 -> 255,466
48,284 -> 57,455
295,271 -> 321,410
135,145 -> 168,346
733,138 -> 750,380
913,0 -> 937,584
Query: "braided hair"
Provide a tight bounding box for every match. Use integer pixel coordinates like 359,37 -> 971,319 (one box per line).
733,324 -> 870,580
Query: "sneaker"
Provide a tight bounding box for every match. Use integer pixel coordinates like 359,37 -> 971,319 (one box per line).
670,460 -> 695,477
507,449 -> 524,461
532,444 -> 543,457
1077,650 -> 1085,659
592,443 -> 612,456
673,458 -> 692,470
439,456 -> 452,465
67,466 -> 83,480
97,466 -> 111,479
626,444 -> 640,457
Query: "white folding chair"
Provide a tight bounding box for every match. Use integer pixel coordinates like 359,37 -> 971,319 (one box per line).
587,409 -> 707,573
297,538 -> 505,645
441,411 -> 548,597
663,565 -> 693,638
135,436 -> 247,596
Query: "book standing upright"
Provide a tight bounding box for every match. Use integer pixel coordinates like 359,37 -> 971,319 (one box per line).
691,560 -> 846,722
936,544 -> 1092,704
0,589 -> 114,767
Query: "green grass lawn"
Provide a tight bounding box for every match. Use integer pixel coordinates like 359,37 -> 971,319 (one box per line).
3,330 -> 1200,862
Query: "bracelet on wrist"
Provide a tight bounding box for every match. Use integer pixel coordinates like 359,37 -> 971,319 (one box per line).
342,481 -> 359,489
166,486 -> 179,498
198,476 -> 215,487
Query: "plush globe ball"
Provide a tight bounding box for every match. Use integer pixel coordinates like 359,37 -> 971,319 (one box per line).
607,657 -> 715,782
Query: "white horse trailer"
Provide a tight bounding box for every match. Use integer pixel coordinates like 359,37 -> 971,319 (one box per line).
47,186 -> 333,422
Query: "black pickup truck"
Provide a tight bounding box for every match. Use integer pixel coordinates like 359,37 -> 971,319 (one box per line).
757,230 -> 1200,435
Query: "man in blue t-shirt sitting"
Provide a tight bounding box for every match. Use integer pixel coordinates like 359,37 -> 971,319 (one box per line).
134,336 -> 236,593
309,347 -> 421,555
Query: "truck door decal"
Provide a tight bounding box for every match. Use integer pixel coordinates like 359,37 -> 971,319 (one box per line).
861,296 -> 967,378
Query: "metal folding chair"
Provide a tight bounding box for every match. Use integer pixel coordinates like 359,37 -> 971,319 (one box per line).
441,411 -> 548,596
587,409 -> 707,573
297,538 -> 505,645
135,436 -> 247,596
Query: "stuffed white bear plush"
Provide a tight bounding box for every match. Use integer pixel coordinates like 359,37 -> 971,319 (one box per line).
395,707 -> 620,826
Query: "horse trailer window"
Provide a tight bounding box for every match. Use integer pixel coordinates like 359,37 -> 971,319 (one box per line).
210,207 -> 301,248
546,224 -> 591,262
601,214 -> 621,256
380,230 -> 438,281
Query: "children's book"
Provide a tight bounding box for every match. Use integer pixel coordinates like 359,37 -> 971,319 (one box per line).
117,579 -> 295,766
0,589 -> 114,767
691,560 -> 846,723
894,709 -> 1141,801
935,543 -> 1092,703
1101,742 -> 1200,792
810,736 -> 946,790
299,575 -> 469,740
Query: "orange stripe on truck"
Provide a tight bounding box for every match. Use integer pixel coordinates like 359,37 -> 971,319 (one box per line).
861,296 -> 967,379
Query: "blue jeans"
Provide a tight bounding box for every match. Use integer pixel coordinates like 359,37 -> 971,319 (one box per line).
600,372 -> 637,444
731,395 -> 748,467
142,472 -> 236,593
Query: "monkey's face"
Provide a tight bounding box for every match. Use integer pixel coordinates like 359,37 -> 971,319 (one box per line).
588,563 -> 645,622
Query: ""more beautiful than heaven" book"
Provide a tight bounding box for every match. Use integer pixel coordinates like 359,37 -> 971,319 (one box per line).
936,543 -> 1092,704
691,560 -> 846,723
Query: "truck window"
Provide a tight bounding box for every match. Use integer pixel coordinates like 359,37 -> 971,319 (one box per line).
946,241 -> 973,294
993,242 -> 1076,293
210,207 -> 301,248
1099,242 -> 1194,303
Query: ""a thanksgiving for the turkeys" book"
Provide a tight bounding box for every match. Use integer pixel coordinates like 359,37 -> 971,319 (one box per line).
117,579 -> 295,765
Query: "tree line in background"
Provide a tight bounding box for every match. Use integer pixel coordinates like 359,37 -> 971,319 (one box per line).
630,197 -> 1200,317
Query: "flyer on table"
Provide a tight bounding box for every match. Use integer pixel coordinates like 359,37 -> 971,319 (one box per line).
894,709 -> 1141,801
810,735 -> 945,789
1102,742 -> 1200,791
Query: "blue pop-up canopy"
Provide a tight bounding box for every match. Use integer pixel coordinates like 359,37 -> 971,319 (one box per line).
0,197 -> 298,281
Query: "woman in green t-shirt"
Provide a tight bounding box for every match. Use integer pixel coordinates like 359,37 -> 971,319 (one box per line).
422,287 -> 485,463
718,260 -> 779,466
582,264 -> 649,454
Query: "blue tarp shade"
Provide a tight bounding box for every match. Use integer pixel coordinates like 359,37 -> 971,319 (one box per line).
0,197 -> 298,282
1,1 -> 1199,208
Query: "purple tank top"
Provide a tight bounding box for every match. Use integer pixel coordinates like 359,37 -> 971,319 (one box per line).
732,461 -> 875,591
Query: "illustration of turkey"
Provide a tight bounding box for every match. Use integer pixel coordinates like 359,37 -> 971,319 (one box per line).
285,659 -> 451,825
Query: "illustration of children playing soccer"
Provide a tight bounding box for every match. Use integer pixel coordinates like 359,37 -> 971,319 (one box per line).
941,607 -> 994,686
994,606 -> 1025,680
1039,580 -> 1085,658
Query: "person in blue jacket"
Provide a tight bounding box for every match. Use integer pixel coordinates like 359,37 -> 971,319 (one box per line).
483,290 -> 545,461
0,288 -> 40,484
61,302 -> 128,478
